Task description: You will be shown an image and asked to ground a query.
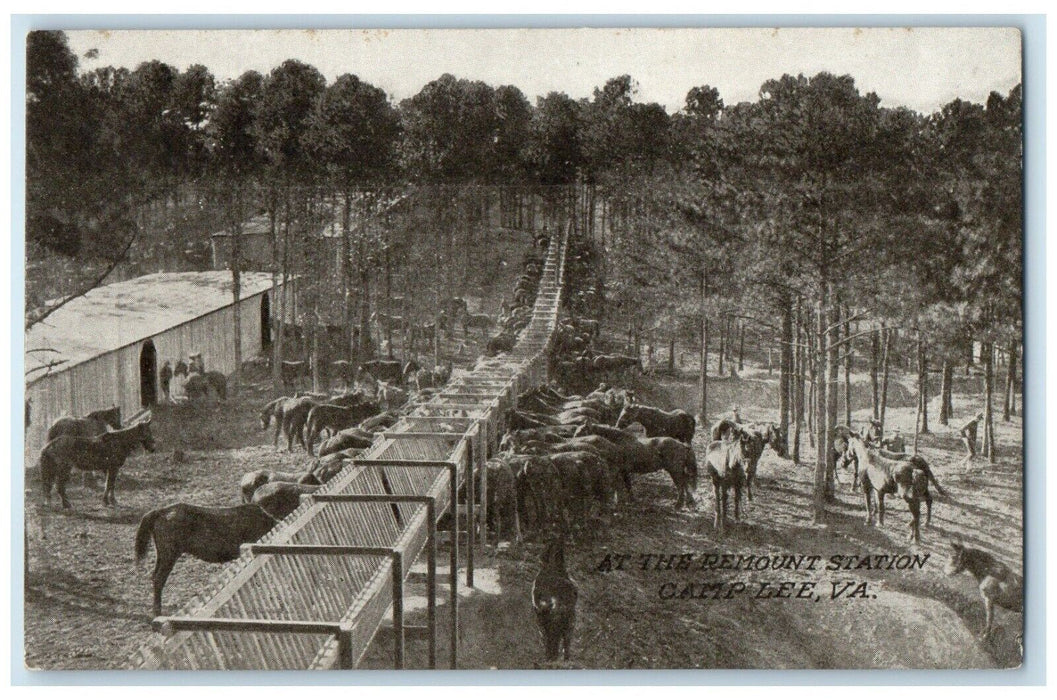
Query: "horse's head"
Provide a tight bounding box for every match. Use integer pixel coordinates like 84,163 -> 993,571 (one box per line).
614,404 -> 635,429
944,542 -> 969,576
764,423 -> 786,457
137,418 -> 157,453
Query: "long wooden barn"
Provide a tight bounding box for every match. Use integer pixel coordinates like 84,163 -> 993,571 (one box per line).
24,271 -> 296,457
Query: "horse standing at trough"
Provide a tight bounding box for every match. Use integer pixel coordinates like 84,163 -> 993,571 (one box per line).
615,404 -> 695,444
303,401 -> 380,455
40,418 -> 156,508
135,503 -> 278,616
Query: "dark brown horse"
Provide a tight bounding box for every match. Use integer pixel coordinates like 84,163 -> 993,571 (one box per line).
532,536 -> 578,662
304,401 -> 380,455
944,542 -> 1023,640
615,403 -> 696,444
40,418 -> 156,508
185,371 -> 227,401
46,405 -> 122,441
135,502 -> 277,616
47,406 -> 124,488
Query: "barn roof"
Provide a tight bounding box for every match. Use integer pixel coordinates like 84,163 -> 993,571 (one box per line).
26,271 -> 280,375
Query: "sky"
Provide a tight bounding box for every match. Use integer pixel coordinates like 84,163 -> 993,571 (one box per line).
64,27 -> 1022,115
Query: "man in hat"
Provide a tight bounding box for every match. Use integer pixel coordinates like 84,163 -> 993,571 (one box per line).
960,412 -> 985,460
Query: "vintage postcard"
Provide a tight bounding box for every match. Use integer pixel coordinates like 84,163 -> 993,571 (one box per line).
22,26 -> 1024,671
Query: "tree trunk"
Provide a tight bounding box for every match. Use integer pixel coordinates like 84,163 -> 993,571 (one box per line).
870,328 -> 880,419
738,322 -> 745,371
842,313 -> 852,427
807,315 -> 816,449
1003,339 -> 1017,420
939,359 -> 953,425
918,338 -> 929,435
813,301 -> 828,519
718,318 -> 725,377
983,341 -> 996,462
825,301 -> 839,499
699,276 -> 709,421
230,188 -> 242,397
879,327 -> 893,434
793,298 -> 803,463
779,300 -> 793,455
341,189 -> 354,359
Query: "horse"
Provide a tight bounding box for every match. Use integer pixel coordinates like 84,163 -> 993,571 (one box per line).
279,396 -> 321,452
304,401 -> 380,455
259,397 -> 289,447
710,418 -> 744,442
704,436 -> 751,534
135,503 -> 278,616
532,536 -> 578,662
46,405 -> 122,442
239,469 -> 319,503
331,360 -> 357,389
185,370 -> 227,401
751,421 -> 786,458
377,381 -> 408,410
727,427 -> 766,506
280,360 -> 310,393
837,434 -> 946,543
46,406 -> 124,488
250,481 -> 321,520
463,313 -> 493,336
944,542 -> 1023,641
615,404 -> 696,444
317,428 -> 374,457
360,359 -> 403,384
40,418 -> 156,508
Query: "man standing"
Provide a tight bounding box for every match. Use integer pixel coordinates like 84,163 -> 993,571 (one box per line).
160,360 -> 173,404
960,412 -> 985,460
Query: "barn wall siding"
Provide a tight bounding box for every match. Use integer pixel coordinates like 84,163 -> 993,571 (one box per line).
24,284 -> 296,459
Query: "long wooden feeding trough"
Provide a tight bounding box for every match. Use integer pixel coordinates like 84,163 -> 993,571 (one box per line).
129,224 -> 570,671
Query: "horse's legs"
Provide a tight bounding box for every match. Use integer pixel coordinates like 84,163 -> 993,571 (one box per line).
734,483 -> 742,521
862,486 -> 873,526
103,468 -> 117,507
152,548 -> 179,617
877,493 -> 886,526
981,596 -> 995,640
924,491 -> 933,527
284,414 -> 295,452
907,499 -> 921,544
56,469 -> 72,510
746,465 -> 755,502
273,416 -> 282,448
713,483 -> 723,533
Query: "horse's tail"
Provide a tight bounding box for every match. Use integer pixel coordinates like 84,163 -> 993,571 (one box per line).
911,456 -> 948,498
135,507 -> 165,564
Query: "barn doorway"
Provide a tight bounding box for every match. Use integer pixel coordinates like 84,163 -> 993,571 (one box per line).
140,340 -> 158,407
261,292 -> 272,349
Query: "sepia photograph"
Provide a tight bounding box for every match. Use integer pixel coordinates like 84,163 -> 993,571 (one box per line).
21,25 -> 1025,672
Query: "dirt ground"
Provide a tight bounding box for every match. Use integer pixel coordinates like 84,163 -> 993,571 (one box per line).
23,340 -> 1022,670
